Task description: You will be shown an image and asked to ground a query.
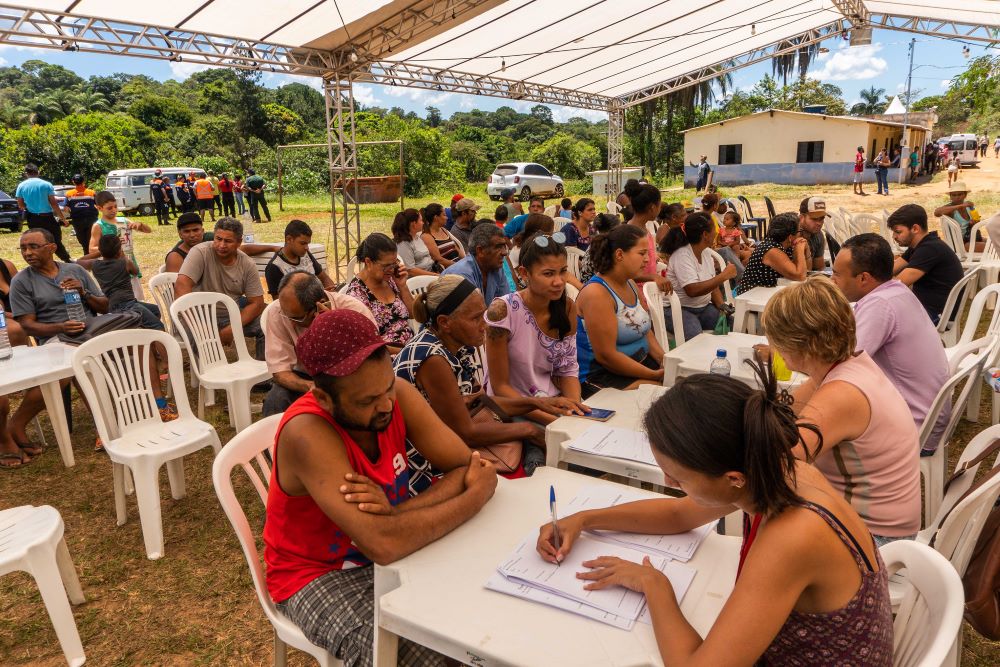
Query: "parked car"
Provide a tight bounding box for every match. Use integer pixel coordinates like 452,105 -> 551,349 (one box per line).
53,185 -> 74,210
487,163 -> 564,201
105,166 -> 206,216
0,190 -> 21,233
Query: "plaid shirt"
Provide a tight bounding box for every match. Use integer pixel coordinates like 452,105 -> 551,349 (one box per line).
392,327 -> 480,494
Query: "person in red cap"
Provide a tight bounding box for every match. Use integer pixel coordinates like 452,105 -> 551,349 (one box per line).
445,192 -> 463,230
263,309 -> 495,666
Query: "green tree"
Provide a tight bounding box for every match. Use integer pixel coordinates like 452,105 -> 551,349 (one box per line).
425,106 -> 442,128
530,105 -> 554,125
850,86 -> 887,115
128,95 -> 193,131
261,103 -> 306,145
530,133 -> 600,180
274,82 -> 326,130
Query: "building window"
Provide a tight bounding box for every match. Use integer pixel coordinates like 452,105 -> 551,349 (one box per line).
718,144 -> 742,165
796,141 -> 825,163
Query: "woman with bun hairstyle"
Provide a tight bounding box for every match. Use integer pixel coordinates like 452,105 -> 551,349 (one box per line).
420,202 -> 465,269
394,276 -> 586,491
536,361 -> 892,667
392,208 -> 438,276
576,224 -> 663,397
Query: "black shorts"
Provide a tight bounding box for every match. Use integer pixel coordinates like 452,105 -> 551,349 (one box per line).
581,351 -> 660,399
197,198 -> 214,211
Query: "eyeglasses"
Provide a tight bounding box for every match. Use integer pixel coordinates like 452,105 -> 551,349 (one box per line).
533,232 -> 566,248
19,243 -> 51,251
283,301 -> 327,325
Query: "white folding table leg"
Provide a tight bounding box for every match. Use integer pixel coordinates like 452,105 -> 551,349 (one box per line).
38,380 -> 74,467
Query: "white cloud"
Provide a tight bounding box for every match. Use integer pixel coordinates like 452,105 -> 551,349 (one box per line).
0,43 -> 47,55
551,106 -> 606,123
940,78 -> 953,89
380,85 -> 451,107
353,84 -> 379,107
262,72 -> 323,92
808,43 -> 888,81
167,60 -> 216,80
0,56 -> 6,67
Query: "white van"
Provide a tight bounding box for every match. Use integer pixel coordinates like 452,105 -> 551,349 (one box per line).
105,167 -> 206,216
943,134 -> 981,167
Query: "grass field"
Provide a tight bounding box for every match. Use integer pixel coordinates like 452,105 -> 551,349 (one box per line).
2,171 -> 999,665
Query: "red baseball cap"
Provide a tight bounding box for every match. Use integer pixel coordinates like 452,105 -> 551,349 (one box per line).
295,310 -> 387,377
451,193 -> 464,203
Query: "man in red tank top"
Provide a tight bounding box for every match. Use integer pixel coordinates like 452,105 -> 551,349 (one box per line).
264,310 -> 496,666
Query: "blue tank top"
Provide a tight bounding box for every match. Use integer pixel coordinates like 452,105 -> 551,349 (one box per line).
576,275 -> 651,380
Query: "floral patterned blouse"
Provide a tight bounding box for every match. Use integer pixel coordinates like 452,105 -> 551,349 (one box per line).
345,276 -> 413,346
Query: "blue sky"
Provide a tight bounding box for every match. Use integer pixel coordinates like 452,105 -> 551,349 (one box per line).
0,28 -> 987,123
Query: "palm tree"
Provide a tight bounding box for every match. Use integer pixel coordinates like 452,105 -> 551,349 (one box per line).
850,86 -> 887,115
771,38 -> 820,86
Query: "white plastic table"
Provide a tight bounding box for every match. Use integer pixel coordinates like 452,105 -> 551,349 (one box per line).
250,242 -> 326,277
733,285 -> 784,334
0,344 -> 76,466
373,467 -> 740,667
545,385 -> 667,486
663,332 -> 806,389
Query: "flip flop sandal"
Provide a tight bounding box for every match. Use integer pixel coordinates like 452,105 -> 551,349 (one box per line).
94,438 -> 104,453
16,441 -> 43,457
0,451 -> 30,469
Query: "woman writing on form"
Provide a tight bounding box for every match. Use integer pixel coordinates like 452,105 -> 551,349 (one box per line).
536,362 -> 891,666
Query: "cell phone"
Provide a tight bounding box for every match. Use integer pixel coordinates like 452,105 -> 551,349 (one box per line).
579,408 -> 616,422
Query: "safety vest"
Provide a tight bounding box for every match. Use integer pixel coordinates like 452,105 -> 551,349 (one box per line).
194,178 -> 214,199
65,187 -> 97,219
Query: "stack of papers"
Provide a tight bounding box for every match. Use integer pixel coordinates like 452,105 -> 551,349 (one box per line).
567,485 -> 717,563
486,532 -> 696,630
565,426 -> 657,467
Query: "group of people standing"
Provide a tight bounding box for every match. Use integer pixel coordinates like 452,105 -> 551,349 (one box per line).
149,169 -> 271,226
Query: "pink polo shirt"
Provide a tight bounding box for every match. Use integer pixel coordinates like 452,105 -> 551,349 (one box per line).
263,290 -> 374,375
853,279 -> 950,451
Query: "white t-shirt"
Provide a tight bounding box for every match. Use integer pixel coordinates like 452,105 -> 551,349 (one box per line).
666,244 -> 716,309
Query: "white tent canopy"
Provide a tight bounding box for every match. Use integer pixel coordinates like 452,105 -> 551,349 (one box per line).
1,0 -> 998,275
1,1 -> 999,111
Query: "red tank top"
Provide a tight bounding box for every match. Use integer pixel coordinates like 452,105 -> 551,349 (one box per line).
263,392 -> 411,603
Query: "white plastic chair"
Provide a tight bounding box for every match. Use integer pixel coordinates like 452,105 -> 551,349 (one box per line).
852,212 -> 883,236
0,505 -> 86,667
964,216 -> 1000,291
706,248 -> 736,309
643,281 -> 687,348
565,247 -> 586,281
564,283 -> 579,302
406,275 -> 437,298
938,217 -> 968,261
917,335 -> 996,524
937,268 -> 980,347
212,416 -> 342,667
345,257 -> 359,281
644,220 -> 658,236
170,292 -> 271,434
642,281 -> 669,353
606,201 -> 622,215
882,540 -> 964,667
148,272 -> 200,395
946,283 -> 1000,424
72,330 -> 222,559
259,300 -> 274,337
895,424 -> 1000,622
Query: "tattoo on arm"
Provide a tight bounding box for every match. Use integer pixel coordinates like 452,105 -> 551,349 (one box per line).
487,326 -> 510,341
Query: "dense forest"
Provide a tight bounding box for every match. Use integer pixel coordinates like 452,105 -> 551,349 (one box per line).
0,53 -> 995,196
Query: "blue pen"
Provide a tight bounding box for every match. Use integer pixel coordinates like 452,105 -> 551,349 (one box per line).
549,485 -> 562,563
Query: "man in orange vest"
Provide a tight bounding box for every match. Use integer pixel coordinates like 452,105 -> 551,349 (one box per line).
194,173 -> 216,222
63,173 -> 98,253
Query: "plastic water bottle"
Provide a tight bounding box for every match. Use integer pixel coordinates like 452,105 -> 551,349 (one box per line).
243,218 -> 255,244
63,288 -> 87,322
0,311 -> 12,360
710,349 -> 731,376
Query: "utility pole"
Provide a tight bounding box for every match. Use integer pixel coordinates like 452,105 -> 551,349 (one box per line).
902,38 -> 915,150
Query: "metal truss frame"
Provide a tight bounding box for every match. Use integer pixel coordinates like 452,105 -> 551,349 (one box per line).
2,1 -> 998,257
0,4 -> 334,75
868,13 -> 1000,43
324,78 -> 362,282
354,61 -> 611,111
606,105 -> 625,200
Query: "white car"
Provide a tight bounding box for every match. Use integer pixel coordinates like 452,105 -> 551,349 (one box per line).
487,163 -> 564,201
105,166 -> 206,216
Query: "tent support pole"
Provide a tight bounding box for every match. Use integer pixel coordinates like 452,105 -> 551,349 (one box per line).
606,103 -> 625,201
324,77 -> 362,283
